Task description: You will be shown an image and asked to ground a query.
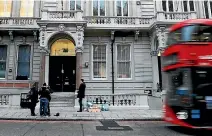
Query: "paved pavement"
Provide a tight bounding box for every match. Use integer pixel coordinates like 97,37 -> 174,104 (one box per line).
0,120 -> 209,136
0,107 -> 162,121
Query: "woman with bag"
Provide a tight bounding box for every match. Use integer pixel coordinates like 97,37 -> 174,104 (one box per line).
27,83 -> 39,116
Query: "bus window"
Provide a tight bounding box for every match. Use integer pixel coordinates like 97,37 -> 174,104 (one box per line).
167,25 -> 212,46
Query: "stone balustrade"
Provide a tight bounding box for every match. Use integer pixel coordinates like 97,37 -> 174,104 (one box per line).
156,11 -> 197,22
41,10 -> 83,21
83,16 -> 154,29
0,17 -> 39,29
84,11 -> 197,29
83,92 -> 150,109
0,11 -> 197,30
0,94 -> 9,105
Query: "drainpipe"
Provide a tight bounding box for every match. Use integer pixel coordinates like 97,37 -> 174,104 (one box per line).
110,31 -> 134,106
111,31 -> 115,106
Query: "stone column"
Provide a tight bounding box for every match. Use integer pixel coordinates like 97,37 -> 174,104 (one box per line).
75,25 -> 84,91
155,25 -> 168,50
75,46 -> 83,90
155,25 -> 168,91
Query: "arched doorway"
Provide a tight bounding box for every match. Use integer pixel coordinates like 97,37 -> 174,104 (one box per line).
49,39 -> 76,92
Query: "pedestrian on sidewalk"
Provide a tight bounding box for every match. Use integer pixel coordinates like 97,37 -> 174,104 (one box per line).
27,82 -> 39,116
77,79 -> 86,112
39,83 -> 51,116
46,85 -> 52,116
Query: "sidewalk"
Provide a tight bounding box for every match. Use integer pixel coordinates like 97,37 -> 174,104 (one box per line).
0,107 -> 163,121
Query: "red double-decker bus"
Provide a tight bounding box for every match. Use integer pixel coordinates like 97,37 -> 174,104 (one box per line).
163,19 -> 212,129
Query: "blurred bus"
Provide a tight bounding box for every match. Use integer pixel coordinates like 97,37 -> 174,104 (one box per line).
163,19 -> 212,129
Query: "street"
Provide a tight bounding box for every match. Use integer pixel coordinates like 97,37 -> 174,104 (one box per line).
0,120 -> 210,136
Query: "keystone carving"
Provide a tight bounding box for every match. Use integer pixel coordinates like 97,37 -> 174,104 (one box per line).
58,24 -> 65,31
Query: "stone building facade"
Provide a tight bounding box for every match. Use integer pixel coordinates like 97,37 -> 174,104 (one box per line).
0,0 -> 209,107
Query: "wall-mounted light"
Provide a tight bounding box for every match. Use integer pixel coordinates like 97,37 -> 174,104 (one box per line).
84,62 -> 89,68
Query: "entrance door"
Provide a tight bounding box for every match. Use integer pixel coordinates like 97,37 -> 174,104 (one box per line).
49,56 -> 76,92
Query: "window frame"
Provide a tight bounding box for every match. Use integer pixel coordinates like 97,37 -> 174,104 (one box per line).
0,45 -> 8,80
203,0 -> 212,19
116,43 -> 132,80
92,0 -> 106,16
16,44 -> 32,80
162,0 -> 195,12
91,44 -> 108,80
115,0 -> 129,17
0,0 -> 12,17
167,24 -> 212,46
182,0 -> 195,12
19,0 -> 35,17
69,0 -> 82,10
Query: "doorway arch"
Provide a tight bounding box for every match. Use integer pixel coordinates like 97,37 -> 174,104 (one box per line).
49,38 -> 76,92
50,39 -> 76,56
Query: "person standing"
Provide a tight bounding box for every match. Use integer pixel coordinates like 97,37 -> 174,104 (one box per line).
77,79 -> 86,112
27,83 -> 38,116
39,83 -> 50,116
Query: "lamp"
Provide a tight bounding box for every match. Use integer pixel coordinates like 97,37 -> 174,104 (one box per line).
84,62 -> 89,68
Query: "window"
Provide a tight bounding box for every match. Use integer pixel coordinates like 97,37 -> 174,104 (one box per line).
162,0 -> 194,12
0,46 -> 7,79
20,0 -> 34,17
92,45 -> 107,79
162,0 -> 173,12
17,45 -> 31,79
117,45 -> 131,79
0,0 -> 12,17
167,25 -> 212,46
70,0 -> 81,10
116,0 -> 128,16
93,0 -> 105,16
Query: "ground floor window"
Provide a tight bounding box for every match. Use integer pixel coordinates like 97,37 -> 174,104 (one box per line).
17,45 -> 31,79
92,44 -> 107,79
0,45 -> 7,79
117,44 -> 131,79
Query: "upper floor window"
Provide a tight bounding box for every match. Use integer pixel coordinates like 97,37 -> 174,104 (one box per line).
0,0 -> 12,17
20,0 -> 34,17
93,0 -> 105,16
203,0 -> 212,19
162,0 -> 194,12
0,46 -> 7,79
162,0 -> 173,12
116,0 -> 128,16
183,0 -> 195,12
117,44 -> 131,79
17,45 -> 31,80
70,0 -> 81,10
92,45 -> 107,79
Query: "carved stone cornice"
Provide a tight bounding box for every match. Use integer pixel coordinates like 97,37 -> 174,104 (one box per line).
8,31 -> 13,41
76,25 -> 84,32
22,37 -> 26,44
135,30 -> 139,41
58,24 -> 65,31
39,26 -> 46,47
154,25 -> 168,49
75,46 -> 83,53
111,30 -> 115,40
33,31 -> 38,42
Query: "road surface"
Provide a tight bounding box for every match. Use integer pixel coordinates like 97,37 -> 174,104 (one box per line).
0,120 -> 210,136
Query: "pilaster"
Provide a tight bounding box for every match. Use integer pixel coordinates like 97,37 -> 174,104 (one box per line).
75,25 -> 84,91
155,25 -> 168,52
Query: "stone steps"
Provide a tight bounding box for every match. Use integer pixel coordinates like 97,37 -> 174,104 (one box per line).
50,92 -> 75,107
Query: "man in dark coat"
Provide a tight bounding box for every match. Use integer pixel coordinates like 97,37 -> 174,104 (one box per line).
27,83 -> 38,116
77,79 -> 86,112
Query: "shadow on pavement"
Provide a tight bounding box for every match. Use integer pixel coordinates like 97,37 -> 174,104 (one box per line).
167,126 -> 212,136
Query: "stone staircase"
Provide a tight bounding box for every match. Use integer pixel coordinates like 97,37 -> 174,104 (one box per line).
50,92 -> 75,107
